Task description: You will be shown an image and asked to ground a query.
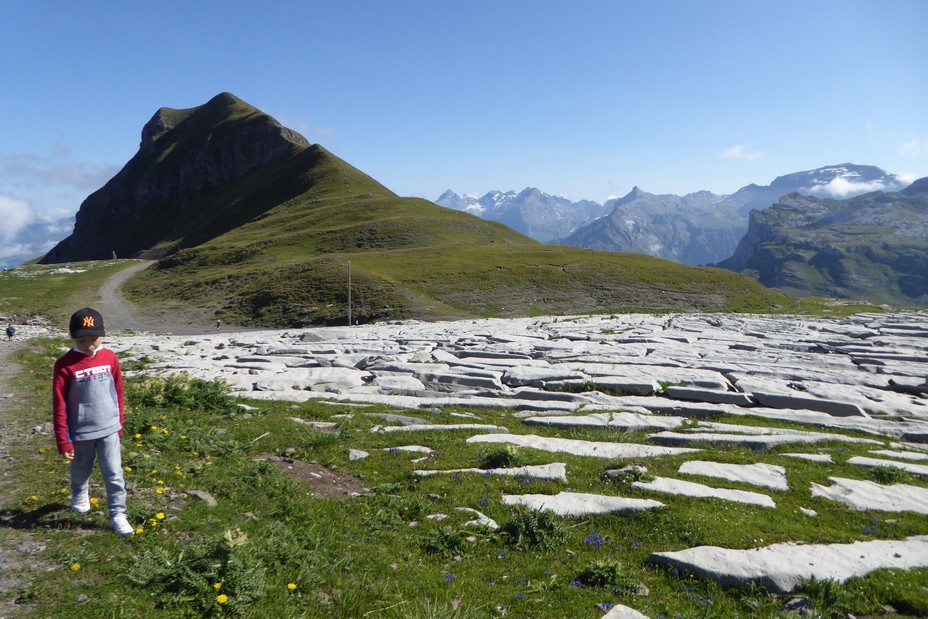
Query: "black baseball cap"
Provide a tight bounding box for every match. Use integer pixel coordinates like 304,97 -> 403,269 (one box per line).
69,308 -> 106,338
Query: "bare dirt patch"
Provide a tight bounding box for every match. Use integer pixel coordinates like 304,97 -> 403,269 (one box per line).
255,455 -> 370,498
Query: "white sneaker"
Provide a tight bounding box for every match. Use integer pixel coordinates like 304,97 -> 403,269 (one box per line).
70,490 -> 91,513
110,514 -> 134,537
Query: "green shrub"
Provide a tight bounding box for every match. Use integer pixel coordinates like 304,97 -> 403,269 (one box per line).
129,528 -> 266,617
575,559 -> 641,596
420,526 -> 471,555
499,507 -> 566,549
128,374 -> 239,413
797,576 -> 853,618
478,445 -> 522,469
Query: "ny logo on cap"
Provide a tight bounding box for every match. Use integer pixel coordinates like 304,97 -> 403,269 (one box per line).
83,316 -> 95,328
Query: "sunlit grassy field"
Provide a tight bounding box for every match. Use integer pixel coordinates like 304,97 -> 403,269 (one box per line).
2,339 -> 926,618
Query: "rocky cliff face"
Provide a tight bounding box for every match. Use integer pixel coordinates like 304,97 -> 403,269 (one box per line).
41,93 -> 310,263
717,179 -> 928,306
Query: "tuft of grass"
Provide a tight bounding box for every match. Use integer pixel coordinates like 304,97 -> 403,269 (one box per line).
865,465 -> 911,484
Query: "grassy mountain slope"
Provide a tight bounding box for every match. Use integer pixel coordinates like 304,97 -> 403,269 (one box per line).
45,92 -> 788,325
125,155 -> 789,326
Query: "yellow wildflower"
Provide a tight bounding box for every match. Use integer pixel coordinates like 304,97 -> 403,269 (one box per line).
70,563 -> 80,571
287,582 -> 297,591
213,583 -> 222,590
156,512 -> 165,520
217,594 -> 228,604
156,488 -> 164,495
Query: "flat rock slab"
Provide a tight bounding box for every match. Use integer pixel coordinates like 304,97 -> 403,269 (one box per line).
649,431 -> 832,451
678,461 -> 788,491
810,477 -> 928,514
601,604 -> 649,619
414,463 -> 567,482
523,412 -> 686,431
633,477 -> 776,508
664,386 -> 755,406
782,452 -> 835,463
502,491 -> 664,517
847,456 -> 928,476
375,424 -> 509,433
467,433 -> 699,459
751,391 -> 869,418
871,449 -> 928,461
649,535 -> 928,593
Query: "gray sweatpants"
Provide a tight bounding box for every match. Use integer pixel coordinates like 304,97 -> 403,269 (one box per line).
70,432 -> 127,518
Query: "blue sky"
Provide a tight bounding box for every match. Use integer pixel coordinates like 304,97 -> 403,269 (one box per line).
1,1 -> 926,266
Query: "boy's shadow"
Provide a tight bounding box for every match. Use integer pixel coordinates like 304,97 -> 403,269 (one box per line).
2,503 -> 105,531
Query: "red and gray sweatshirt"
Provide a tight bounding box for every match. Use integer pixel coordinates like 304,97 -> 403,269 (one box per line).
52,347 -> 125,454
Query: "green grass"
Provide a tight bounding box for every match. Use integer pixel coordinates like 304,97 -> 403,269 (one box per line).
2,339 -> 926,617
0,260 -> 135,324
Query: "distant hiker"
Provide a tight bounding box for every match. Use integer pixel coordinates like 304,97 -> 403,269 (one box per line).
52,308 -> 134,537
5,323 -> 14,341
216,319 -> 222,330
111,251 -> 117,260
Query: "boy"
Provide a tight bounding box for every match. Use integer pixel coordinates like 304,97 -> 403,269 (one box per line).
52,308 -> 133,536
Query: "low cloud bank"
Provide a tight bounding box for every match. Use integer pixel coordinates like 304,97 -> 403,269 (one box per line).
0,194 -> 73,269
807,176 -> 910,199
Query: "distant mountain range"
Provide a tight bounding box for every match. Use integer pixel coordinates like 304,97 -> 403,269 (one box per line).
435,188 -> 607,243
436,164 -> 910,265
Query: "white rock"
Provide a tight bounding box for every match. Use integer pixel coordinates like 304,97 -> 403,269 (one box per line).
870,449 -> 928,461
600,603 -> 650,619
810,477 -> 928,514
782,453 -> 834,463
378,424 -> 509,433
799,507 -> 817,516
847,456 -> 928,477
414,463 -> 567,482
523,412 -> 686,431
502,491 -> 664,517
633,477 -> 776,507
650,535 -> 928,593
678,461 -> 788,490
455,507 -> 499,529
467,433 -> 699,459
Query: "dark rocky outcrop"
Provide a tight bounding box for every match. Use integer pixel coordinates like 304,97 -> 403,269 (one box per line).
717,180 -> 928,306
41,93 -> 311,263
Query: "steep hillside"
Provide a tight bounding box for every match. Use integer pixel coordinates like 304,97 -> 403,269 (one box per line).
43,92 -> 790,326
717,178 -> 928,306
41,92 -> 362,262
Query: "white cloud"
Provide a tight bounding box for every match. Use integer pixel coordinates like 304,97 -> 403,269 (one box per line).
901,136 -> 928,158
1,150 -> 117,193
719,145 -> 765,161
0,194 -> 73,268
0,195 -> 33,242
807,177 -> 908,199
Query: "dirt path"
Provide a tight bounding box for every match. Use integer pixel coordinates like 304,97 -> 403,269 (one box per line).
96,261 -> 258,336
